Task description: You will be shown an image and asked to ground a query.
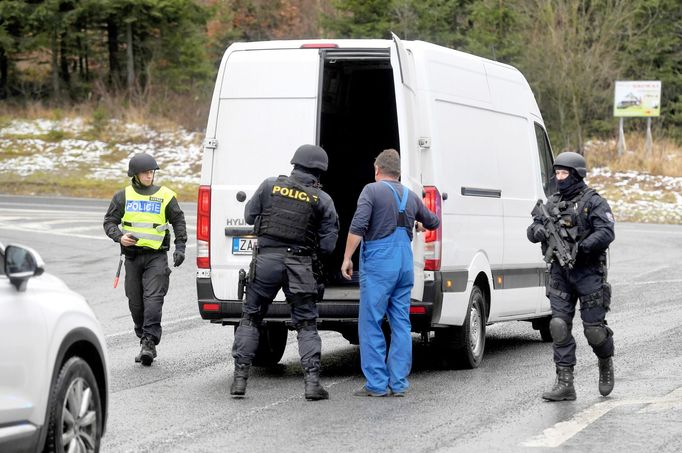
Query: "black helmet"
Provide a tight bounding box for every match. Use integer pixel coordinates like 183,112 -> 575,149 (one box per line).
290,144 -> 328,172
553,151 -> 587,178
128,153 -> 159,177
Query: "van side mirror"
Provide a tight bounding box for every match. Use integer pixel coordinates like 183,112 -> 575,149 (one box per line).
5,244 -> 45,292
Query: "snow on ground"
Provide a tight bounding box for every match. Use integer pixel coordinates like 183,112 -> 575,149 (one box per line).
0,118 -> 202,184
588,168 -> 682,224
1,117 -> 681,223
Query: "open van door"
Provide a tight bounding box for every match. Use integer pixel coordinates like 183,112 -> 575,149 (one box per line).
391,34 -> 425,301
209,48 -> 322,301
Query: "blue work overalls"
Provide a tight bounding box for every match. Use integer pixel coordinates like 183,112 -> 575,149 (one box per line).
359,181 -> 414,394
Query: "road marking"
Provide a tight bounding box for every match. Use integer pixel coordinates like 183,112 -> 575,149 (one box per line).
523,387 -> 682,448
638,386 -> 682,413
615,278 -> 682,287
0,223 -> 109,240
105,314 -> 201,340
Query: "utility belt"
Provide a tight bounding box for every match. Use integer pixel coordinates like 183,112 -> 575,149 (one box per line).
256,245 -> 313,256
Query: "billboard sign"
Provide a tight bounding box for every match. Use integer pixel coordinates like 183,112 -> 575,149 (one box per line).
613,81 -> 661,117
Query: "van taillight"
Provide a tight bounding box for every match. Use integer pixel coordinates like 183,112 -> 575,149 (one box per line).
197,185 -> 211,269
422,186 -> 442,271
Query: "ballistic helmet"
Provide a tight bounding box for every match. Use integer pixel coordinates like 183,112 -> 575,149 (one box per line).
128,153 -> 159,177
290,144 -> 328,172
553,151 -> 587,178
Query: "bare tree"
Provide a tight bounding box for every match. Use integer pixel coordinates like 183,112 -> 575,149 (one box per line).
515,0 -> 634,152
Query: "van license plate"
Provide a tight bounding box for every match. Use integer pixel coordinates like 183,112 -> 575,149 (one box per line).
232,237 -> 257,255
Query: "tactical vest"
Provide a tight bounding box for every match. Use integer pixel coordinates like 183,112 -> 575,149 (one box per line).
546,188 -> 596,244
255,175 -> 319,247
121,185 -> 175,250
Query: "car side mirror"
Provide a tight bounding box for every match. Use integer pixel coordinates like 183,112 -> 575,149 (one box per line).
5,244 -> 45,292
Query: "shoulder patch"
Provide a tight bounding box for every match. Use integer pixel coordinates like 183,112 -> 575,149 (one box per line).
606,211 -> 615,223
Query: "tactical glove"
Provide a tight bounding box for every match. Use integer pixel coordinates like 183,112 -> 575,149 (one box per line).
533,225 -> 549,242
173,251 -> 185,267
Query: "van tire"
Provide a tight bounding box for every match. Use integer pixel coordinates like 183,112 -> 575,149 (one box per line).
456,285 -> 486,368
532,316 -> 553,342
435,286 -> 486,369
238,324 -> 288,367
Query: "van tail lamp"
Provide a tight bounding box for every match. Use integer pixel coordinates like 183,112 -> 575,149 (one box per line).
422,186 -> 442,271
197,185 -> 211,269
300,43 -> 338,49
409,306 -> 426,315
202,303 -> 220,312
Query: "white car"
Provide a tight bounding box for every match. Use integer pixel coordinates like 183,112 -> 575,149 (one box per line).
0,242 -> 109,452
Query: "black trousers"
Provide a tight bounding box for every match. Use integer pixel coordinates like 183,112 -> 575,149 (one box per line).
232,252 -> 321,368
124,252 -> 171,344
548,262 -> 614,367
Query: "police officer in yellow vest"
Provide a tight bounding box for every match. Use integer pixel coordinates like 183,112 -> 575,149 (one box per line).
103,153 -> 187,366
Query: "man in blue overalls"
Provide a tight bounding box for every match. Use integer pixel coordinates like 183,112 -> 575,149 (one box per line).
341,149 -> 439,397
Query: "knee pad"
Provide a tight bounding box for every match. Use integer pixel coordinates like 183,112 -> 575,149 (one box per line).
549,317 -> 570,345
583,322 -> 612,347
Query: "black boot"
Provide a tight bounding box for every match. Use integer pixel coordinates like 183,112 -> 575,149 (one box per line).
304,367 -> 329,401
230,363 -> 250,397
139,337 -> 155,366
135,341 -> 157,363
598,357 -> 614,396
542,366 -> 576,401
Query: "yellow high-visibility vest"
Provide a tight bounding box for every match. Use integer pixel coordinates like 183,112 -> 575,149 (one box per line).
121,186 -> 176,250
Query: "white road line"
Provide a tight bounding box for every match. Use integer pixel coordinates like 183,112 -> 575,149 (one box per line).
619,228 -> 682,236
0,223 -> 110,240
105,314 -> 201,340
638,387 -> 682,413
614,278 -> 682,287
523,387 -> 682,448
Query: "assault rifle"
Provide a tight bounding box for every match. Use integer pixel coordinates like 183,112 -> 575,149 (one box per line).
532,199 -> 578,269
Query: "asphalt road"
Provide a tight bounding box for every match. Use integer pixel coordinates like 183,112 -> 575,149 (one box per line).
1,195 -> 680,452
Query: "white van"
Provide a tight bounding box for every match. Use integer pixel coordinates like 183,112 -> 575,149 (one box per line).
196,36 -> 556,368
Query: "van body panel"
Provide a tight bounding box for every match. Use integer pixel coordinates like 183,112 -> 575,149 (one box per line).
391,35 -> 424,301
210,48 -> 320,300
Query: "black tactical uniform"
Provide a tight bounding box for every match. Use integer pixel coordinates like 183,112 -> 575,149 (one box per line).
230,144 -> 339,401
528,152 -> 615,400
103,153 -> 187,366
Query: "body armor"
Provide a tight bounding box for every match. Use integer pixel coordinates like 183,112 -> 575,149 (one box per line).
256,175 -> 319,247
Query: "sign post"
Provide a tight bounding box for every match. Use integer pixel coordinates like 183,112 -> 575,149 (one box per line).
613,81 -> 662,155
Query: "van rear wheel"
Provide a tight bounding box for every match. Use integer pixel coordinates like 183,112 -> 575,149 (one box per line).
234,324 -> 288,367
435,285 -> 487,369
457,285 -> 486,368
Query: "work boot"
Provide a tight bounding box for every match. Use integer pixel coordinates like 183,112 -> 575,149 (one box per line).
303,367 -> 329,401
598,357 -> 614,396
134,341 -> 157,363
542,366 -> 576,401
230,363 -> 250,397
139,337 -> 155,366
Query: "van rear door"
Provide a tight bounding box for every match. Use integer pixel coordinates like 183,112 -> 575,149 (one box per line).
210,48 -> 321,301
391,34 -> 425,301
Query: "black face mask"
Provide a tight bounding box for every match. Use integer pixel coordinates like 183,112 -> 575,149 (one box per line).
557,173 -> 585,198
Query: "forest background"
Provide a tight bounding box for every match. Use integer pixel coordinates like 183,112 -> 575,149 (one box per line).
1,0 -> 680,152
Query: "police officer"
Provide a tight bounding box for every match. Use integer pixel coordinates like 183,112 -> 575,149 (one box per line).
103,153 -> 187,366
527,151 -> 615,401
341,149 -> 439,397
230,144 -> 339,401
